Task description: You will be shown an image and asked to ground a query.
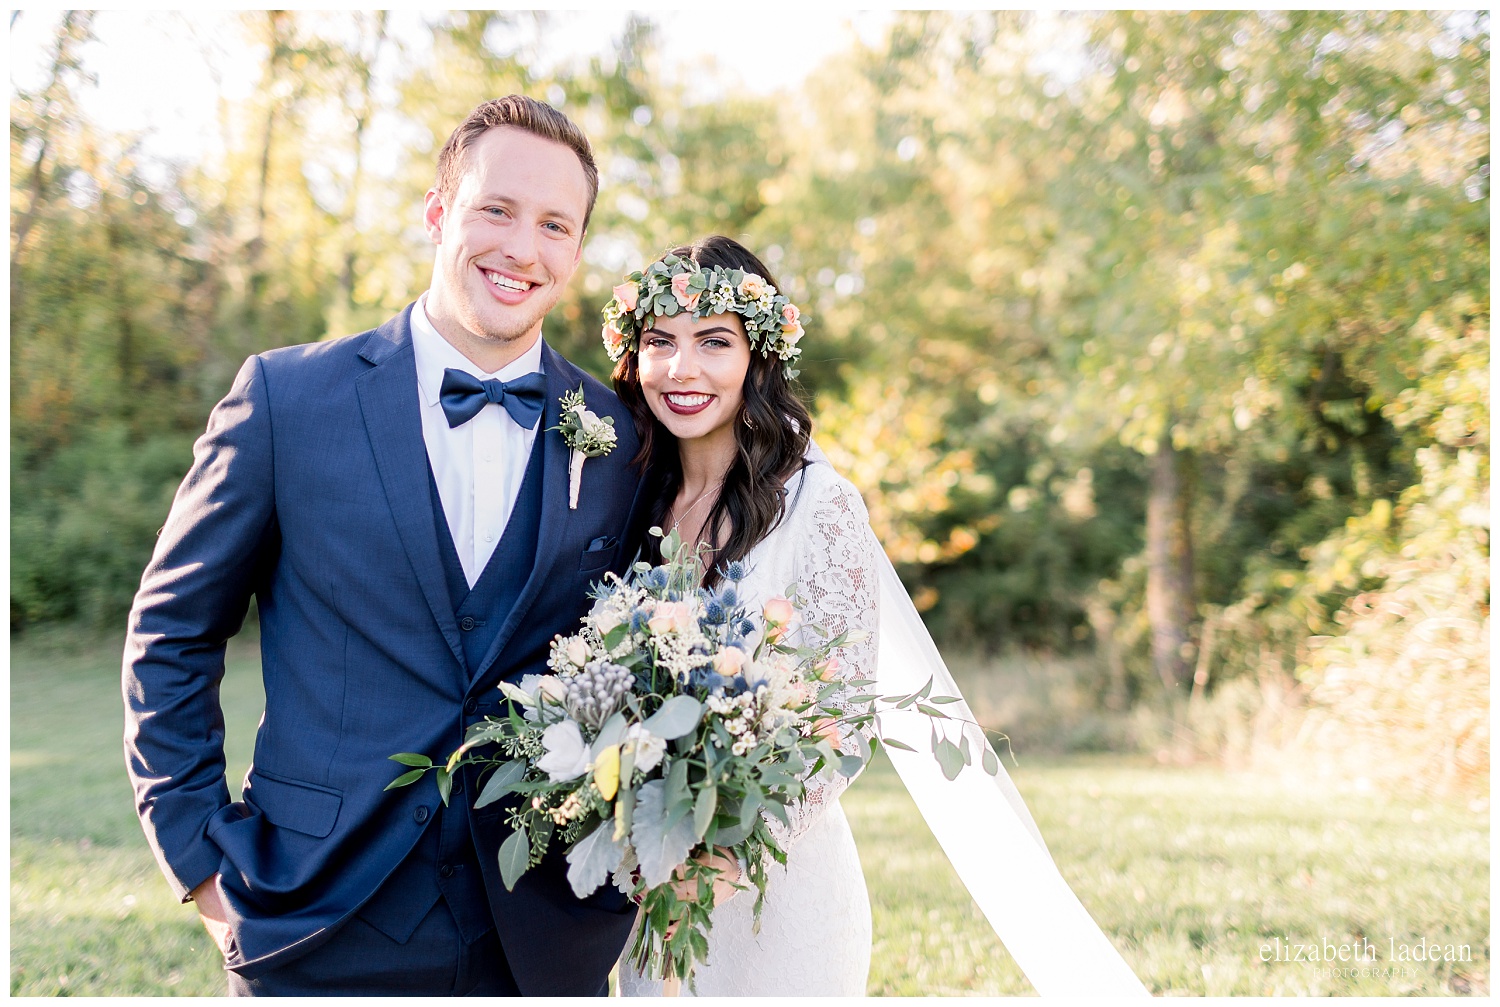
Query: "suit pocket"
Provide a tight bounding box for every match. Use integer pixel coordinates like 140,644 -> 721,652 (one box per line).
579,536 -> 618,574
243,769 -> 343,838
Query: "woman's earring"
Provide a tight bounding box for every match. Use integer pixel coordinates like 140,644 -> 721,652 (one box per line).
742,411 -> 755,430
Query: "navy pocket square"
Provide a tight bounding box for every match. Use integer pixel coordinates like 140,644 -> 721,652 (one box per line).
586,535 -> 617,552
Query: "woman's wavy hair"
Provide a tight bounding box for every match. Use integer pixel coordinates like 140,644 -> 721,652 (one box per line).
612,235 -> 812,585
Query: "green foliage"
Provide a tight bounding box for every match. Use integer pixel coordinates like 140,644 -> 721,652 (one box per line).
12,426 -> 195,628
9,12 -> 1487,790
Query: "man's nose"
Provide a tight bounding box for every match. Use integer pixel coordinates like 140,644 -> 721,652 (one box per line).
498,220 -> 539,267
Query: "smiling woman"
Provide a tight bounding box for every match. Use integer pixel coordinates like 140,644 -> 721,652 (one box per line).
608,237 -> 814,586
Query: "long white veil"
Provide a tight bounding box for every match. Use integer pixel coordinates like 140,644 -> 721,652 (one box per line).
808,443 -> 1149,997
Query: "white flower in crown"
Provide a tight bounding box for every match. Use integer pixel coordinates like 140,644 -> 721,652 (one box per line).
549,385 -> 617,510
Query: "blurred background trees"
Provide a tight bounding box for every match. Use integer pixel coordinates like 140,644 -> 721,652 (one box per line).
11,11 -> 1487,794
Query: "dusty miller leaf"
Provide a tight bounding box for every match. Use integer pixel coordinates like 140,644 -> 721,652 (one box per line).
565,818 -> 626,898
630,779 -> 698,887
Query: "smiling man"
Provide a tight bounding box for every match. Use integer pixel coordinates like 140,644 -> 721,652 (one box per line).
123,96 -> 644,996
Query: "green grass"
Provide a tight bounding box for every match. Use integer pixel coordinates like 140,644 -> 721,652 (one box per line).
12,641 -> 1489,996
12,638 -> 264,996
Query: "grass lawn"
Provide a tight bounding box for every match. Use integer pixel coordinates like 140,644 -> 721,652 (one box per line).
11,639 -> 1489,996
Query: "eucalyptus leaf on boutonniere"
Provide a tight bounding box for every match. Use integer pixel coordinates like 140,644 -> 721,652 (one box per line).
551,385 -> 617,509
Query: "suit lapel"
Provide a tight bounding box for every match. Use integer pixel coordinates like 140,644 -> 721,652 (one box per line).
469,341 -> 577,690
354,307 -> 466,674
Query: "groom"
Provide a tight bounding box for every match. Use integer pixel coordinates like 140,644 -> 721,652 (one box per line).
123,96 -> 642,995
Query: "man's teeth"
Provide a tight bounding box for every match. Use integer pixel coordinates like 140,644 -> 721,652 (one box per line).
667,393 -> 712,407
485,271 -> 532,292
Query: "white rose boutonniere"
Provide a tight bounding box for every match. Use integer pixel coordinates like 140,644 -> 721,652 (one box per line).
550,384 -> 618,509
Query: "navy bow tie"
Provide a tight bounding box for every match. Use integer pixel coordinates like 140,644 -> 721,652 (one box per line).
438,368 -> 547,429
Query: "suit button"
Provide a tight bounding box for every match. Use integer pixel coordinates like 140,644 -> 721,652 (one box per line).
413,806 -> 430,824
439,864 -> 456,879
459,616 -> 477,632
464,697 -> 478,715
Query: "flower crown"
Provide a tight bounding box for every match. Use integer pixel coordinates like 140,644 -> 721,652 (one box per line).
601,254 -> 805,376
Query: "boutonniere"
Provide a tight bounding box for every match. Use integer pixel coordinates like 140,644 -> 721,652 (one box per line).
550,385 -> 618,509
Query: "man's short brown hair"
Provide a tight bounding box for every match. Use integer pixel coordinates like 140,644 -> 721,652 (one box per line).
435,95 -> 599,230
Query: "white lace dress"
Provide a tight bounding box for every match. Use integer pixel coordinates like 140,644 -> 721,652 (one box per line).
618,458 -> 879,997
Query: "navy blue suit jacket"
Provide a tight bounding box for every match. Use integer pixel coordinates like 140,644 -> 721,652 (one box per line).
123,305 -> 644,991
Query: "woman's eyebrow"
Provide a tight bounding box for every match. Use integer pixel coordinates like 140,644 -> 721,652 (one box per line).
643,325 -> 738,338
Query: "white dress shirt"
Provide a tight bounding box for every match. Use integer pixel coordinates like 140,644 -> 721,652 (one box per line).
410,294 -> 544,587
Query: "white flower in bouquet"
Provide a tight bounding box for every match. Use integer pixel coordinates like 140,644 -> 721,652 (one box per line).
537,720 -> 591,782
548,635 -> 592,674
748,657 -> 806,731
514,673 -> 569,721
621,723 -> 666,774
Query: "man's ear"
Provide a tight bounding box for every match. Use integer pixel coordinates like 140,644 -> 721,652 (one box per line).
423,188 -> 445,244
573,229 -> 586,266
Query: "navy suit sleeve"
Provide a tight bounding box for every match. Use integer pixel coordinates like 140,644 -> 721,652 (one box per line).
122,354 -> 280,902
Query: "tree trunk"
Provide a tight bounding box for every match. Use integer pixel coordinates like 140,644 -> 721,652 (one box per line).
1146,437 -> 1196,695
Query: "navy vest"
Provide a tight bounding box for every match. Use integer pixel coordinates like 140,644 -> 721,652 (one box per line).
355,433 -> 546,945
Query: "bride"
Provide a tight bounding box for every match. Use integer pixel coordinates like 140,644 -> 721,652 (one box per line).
602,236 -> 1149,998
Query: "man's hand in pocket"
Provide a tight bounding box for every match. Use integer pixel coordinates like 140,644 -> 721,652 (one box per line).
190,874 -> 233,955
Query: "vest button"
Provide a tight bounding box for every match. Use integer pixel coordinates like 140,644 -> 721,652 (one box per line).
413,806 -> 430,824
464,697 -> 478,715
459,616 -> 477,632
439,864 -> 456,879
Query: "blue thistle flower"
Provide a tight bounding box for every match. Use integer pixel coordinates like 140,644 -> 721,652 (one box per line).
738,618 -> 756,637
718,586 -> 739,609
722,562 -> 747,584
688,668 -> 726,694
703,599 -> 727,623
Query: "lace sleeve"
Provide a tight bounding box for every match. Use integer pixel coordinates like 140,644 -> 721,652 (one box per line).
766,471 -> 880,851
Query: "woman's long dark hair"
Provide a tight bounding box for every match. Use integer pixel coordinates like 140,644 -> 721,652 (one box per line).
613,235 -> 812,586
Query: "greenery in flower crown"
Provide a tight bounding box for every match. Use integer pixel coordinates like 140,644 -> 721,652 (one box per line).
601,254 -> 806,377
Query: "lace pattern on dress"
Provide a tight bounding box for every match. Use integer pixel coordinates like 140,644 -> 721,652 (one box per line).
758,465 -> 880,851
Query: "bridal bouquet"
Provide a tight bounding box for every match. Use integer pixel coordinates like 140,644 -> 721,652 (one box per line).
389,531 -> 981,989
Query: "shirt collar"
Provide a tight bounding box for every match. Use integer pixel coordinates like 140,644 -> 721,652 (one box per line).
411,293 -> 546,408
